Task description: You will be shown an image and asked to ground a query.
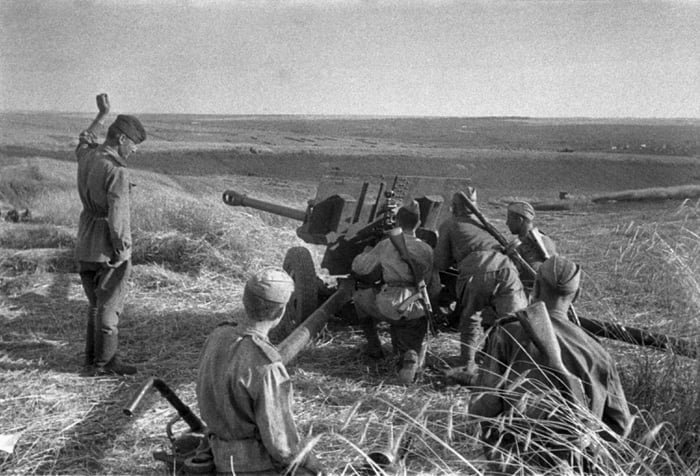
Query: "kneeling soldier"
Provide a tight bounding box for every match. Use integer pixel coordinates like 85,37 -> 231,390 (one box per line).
351,200 -> 441,378
196,268 -> 323,475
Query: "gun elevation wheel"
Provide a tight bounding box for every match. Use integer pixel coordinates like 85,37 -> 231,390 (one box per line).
271,246 -> 319,343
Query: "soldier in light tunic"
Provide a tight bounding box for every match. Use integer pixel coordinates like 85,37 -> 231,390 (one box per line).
351,201 -> 441,375
197,268 -> 323,475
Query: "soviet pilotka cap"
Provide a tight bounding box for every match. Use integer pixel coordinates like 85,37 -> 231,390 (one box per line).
244,268 -> 295,304
397,199 -> 420,220
538,255 -> 581,294
109,114 -> 147,144
507,201 -> 536,220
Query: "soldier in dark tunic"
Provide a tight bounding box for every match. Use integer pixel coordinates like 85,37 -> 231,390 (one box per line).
197,269 -> 323,475
75,93 -> 145,376
434,189 -> 527,382
470,256 -> 632,473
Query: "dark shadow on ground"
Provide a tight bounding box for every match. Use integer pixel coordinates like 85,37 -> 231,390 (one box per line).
0,270 -> 231,474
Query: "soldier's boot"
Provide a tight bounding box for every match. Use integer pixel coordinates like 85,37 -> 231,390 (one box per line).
83,306 -> 97,368
94,332 -> 136,376
458,319 -> 481,385
397,350 -> 419,385
96,356 -> 137,376
359,317 -> 384,360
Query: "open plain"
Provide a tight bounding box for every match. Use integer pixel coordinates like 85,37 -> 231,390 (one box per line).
1,113 -> 699,475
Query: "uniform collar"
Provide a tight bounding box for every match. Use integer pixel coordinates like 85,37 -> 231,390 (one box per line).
549,309 -> 569,322
101,144 -> 127,167
239,325 -> 271,342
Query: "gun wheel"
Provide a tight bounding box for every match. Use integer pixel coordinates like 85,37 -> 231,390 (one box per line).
270,246 -> 319,343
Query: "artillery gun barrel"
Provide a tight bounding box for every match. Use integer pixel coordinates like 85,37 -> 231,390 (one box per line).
578,317 -> 698,360
279,278 -> 355,365
222,190 -> 307,222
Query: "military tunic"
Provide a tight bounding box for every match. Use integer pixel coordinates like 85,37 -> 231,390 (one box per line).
76,130 -> 132,264
434,215 -> 527,362
196,324 -> 308,474
352,233 -> 439,355
471,310 -> 632,469
75,130 -> 133,367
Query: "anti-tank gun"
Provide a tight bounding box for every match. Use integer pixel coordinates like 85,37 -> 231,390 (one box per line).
223,174 -> 470,344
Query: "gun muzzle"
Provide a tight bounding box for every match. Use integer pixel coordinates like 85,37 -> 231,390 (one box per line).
123,377 -> 155,417
222,189 -> 307,221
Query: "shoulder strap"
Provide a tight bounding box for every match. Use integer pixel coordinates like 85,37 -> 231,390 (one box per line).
248,334 -> 282,363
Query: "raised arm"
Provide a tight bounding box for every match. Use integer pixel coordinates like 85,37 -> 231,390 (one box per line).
85,93 -> 111,135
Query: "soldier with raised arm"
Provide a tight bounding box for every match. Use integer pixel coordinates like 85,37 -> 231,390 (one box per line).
76,93 -> 146,376
197,269 -> 324,475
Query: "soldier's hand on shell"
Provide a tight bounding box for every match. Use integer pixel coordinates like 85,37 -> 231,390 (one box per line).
505,239 -> 521,256
107,258 -> 126,269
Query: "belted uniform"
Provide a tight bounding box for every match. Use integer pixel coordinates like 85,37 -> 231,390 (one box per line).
196,324 -> 313,474
75,130 -> 133,367
352,232 -> 440,356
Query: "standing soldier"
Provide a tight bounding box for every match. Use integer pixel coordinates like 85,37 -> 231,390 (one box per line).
434,189 -> 527,382
196,268 -> 323,475
76,93 -> 145,376
505,201 -> 557,291
351,200 -> 441,379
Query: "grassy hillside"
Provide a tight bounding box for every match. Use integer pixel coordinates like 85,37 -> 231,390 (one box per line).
0,115 -> 698,474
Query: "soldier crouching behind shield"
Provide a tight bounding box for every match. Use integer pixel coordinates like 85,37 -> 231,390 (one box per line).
350,200 -> 441,377
434,188 -> 528,383
469,256 -> 632,474
196,268 -> 324,475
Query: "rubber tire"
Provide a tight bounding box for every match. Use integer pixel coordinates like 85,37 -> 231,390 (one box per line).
270,246 -> 319,343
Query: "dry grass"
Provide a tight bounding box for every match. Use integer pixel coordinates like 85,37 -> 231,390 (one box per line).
1,153 -> 699,475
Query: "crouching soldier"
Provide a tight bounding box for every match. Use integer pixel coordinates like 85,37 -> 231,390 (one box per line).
434,189 -> 527,381
196,268 -> 324,475
351,200 -> 441,379
505,200 -> 557,292
469,256 -> 632,473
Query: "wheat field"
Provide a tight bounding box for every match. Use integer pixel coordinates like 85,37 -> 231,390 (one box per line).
1,115 -> 698,475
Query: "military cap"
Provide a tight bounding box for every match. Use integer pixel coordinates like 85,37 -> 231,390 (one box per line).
110,114 -> 147,144
395,199 -> 421,229
538,256 -> 581,294
399,199 -> 420,218
244,268 -> 294,304
507,201 -> 535,220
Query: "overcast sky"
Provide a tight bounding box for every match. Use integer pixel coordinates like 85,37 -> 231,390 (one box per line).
1,0 -> 698,117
